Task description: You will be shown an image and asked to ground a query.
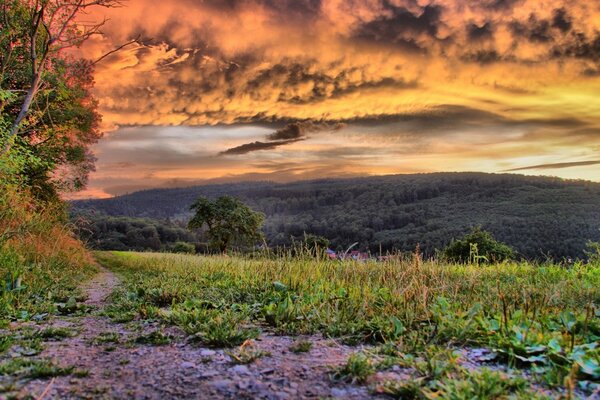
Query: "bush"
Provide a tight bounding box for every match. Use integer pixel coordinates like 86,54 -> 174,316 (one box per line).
443,228 -> 514,263
170,242 -> 196,254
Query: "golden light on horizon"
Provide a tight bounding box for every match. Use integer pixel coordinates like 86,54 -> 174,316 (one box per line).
68,0 -> 600,198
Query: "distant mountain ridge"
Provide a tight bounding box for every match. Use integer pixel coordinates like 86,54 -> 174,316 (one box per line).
72,172 -> 600,259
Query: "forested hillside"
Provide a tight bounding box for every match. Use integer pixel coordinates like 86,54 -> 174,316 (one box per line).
72,173 -> 600,259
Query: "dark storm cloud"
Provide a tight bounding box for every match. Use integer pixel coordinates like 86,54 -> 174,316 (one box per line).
509,14 -> 553,43
505,160 -> 600,171
467,22 -> 494,41
220,121 -> 345,155
266,121 -> 344,141
552,8 -> 572,33
352,4 -> 445,50
219,139 -> 304,155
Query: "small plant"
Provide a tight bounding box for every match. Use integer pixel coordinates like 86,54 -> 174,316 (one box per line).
37,327 -> 76,340
227,341 -> 270,364
134,330 -> 173,346
92,332 -> 121,345
0,358 -> 74,379
331,353 -> 375,384
289,340 -> 313,353
0,335 -> 12,353
73,368 -> 90,378
377,378 -> 427,399
436,369 -> 528,399
189,313 -> 259,348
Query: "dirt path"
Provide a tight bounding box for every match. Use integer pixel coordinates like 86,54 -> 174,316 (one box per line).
16,267 -> 396,399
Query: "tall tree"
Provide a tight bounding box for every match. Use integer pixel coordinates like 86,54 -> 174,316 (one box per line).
188,196 -> 264,253
0,0 -> 129,200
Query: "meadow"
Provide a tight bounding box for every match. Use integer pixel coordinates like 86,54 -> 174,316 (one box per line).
95,251 -> 600,398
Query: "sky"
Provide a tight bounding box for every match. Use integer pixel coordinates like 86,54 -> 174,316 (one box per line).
74,0 -> 600,198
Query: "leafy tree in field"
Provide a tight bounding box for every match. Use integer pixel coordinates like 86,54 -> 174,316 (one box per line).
0,0 -> 127,201
444,228 -> 515,263
188,196 -> 264,253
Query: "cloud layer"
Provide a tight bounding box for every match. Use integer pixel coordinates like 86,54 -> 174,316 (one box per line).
70,0 -> 600,197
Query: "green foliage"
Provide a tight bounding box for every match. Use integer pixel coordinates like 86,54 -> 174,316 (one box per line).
331,353 -> 375,384
226,344 -> 270,364
292,233 -> 330,257
134,330 -> 173,346
1,1 -> 103,200
74,173 -> 600,259
289,340 -> 313,353
188,195 -> 264,252
72,212 -> 198,252
585,241 -> 600,263
444,228 -> 515,263
96,250 -> 600,396
171,241 -> 196,254
0,358 -> 74,379
435,369 -> 528,399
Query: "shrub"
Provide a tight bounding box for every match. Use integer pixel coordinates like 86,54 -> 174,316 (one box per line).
443,228 -> 514,263
170,241 -> 196,254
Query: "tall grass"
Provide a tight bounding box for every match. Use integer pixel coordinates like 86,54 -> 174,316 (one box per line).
99,251 -> 598,341
0,185 -> 95,323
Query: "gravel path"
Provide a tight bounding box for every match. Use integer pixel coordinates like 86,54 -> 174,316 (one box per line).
16,267 -> 392,399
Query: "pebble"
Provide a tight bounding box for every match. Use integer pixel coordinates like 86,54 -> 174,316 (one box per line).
180,361 -> 195,369
331,388 -> 347,397
261,368 -> 275,375
201,371 -> 219,378
200,349 -> 216,357
230,365 -> 250,374
212,379 -> 233,392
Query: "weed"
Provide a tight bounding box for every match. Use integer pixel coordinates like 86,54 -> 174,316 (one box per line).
289,340 -> 313,353
134,330 -> 173,346
73,368 -> 90,378
189,314 -> 259,348
91,332 -> 120,345
435,369 -> 528,399
331,353 -> 375,384
0,358 -> 74,379
37,327 -> 76,340
227,342 -> 270,364
377,378 -> 427,399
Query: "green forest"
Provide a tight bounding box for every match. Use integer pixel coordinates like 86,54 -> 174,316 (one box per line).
72,172 -> 600,259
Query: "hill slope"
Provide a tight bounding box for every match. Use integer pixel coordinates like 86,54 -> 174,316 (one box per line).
72,172 -> 600,258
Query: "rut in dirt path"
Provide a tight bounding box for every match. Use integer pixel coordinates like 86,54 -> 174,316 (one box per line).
18,266 -> 387,400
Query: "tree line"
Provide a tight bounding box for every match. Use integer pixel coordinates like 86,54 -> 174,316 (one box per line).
72,172 -> 600,259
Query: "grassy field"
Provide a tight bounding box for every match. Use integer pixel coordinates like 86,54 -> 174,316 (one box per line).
97,251 -> 600,398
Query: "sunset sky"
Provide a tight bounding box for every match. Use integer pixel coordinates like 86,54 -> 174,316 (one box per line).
75,0 -> 600,198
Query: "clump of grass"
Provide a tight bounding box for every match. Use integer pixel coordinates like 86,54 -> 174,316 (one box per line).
37,327 -> 76,340
0,358 -> 74,379
377,378 -> 427,399
134,330 -> 173,346
436,369 -> 528,399
331,353 -> 375,384
72,368 -> 90,378
0,335 -> 13,353
289,340 -> 313,353
189,314 -> 259,348
227,342 -> 270,364
91,332 -> 120,345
